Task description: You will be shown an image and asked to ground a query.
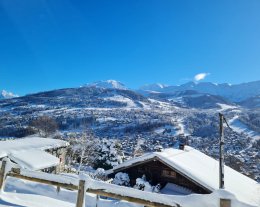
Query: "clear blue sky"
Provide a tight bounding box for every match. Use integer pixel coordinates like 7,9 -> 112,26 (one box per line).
0,0 -> 260,95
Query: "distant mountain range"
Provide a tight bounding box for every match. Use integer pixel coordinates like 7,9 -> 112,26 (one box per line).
2,79 -> 260,102
139,80 -> 260,102
79,80 -> 260,109
2,79 -> 260,109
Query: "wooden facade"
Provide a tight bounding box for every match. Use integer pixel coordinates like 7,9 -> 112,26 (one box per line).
109,158 -> 211,194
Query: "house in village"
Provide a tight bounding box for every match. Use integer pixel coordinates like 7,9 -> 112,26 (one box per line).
0,136 -> 69,173
107,145 -> 260,206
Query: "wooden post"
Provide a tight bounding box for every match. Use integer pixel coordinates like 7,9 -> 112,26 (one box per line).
76,180 -> 85,207
220,199 -> 231,207
0,161 -> 7,190
56,186 -> 61,194
96,195 -> 99,207
219,113 -> 225,189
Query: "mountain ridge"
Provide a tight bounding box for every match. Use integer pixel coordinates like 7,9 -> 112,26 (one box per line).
139,80 -> 260,102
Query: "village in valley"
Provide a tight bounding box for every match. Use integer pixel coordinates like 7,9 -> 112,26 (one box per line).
0,80 -> 259,207
0,1 -> 260,206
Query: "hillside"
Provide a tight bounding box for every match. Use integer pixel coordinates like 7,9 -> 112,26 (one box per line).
0,80 -> 259,181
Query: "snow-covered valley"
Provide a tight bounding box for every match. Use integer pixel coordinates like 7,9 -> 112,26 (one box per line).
0,80 -> 259,182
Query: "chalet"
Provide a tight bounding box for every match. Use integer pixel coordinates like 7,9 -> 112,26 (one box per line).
107,145 -> 260,206
0,136 -> 69,173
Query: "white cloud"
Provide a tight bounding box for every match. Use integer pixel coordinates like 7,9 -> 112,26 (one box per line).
194,73 -> 210,81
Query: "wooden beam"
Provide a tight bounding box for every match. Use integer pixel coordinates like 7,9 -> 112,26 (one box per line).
7,169 -> 180,207
111,158 -> 156,174
220,199 -> 231,207
87,188 -> 177,207
76,180 -> 85,207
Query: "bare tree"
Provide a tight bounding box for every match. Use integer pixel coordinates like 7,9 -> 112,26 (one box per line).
77,128 -> 98,173
133,136 -> 144,157
30,116 -> 58,137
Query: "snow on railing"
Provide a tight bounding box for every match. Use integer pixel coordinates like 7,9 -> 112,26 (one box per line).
0,160 -> 182,207
1,160 -> 243,207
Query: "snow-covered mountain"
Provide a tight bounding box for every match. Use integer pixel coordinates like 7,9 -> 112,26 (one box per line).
139,80 -> 260,102
238,96 -> 260,109
0,81 -> 259,181
0,90 -> 18,99
84,80 -> 127,90
139,83 -> 168,92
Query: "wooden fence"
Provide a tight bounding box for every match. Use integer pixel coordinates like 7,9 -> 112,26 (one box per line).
0,161 -> 231,207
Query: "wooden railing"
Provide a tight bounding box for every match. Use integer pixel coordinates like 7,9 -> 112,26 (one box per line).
0,161 -> 181,207
0,161 -> 231,207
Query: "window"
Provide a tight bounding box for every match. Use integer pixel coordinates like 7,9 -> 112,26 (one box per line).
161,170 -> 176,178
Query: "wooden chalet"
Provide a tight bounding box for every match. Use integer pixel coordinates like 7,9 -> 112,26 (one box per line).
106,145 -> 260,205
107,145 -> 209,194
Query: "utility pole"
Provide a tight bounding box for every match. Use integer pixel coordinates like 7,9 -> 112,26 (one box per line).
219,113 -> 225,189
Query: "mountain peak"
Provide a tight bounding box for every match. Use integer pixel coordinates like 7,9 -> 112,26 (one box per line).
83,80 -> 127,90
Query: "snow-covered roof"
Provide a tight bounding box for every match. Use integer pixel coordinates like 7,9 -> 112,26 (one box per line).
0,137 -> 69,159
107,146 -> 260,206
8,149 -> 60,171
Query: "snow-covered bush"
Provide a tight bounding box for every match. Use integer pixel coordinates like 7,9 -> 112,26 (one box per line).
134,175 -> 160,193
112,172 -> 130,186
152,183 -> 161,193
133,175 -> 152,192
93,139 -> 124,170
93,168 -> 107,181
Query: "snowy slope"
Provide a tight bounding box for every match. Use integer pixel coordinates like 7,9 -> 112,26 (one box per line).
229,116 -> 260,140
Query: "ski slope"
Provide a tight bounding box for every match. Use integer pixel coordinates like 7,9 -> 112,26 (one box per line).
229,116 -> 260,140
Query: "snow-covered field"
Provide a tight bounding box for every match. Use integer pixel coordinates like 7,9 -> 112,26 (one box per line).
104,95 -> 136,108
229,116 -> 260,140
217,103 -> 237,112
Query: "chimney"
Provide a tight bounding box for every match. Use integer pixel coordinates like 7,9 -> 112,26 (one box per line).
179,143 -> 185,150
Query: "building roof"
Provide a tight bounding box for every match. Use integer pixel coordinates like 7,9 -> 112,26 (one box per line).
107,146 -> 260,206
8,149 -> 60,171
0,137 -> 69,159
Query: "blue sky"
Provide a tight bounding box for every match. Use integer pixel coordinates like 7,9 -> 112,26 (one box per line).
0,0 -> 260,95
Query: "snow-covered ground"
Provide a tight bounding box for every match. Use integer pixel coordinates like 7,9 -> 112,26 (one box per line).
229,116 -> 260,140
104,95 -> 136,108
154,125 -> 176,135
172,118 -> 190,136
217,103 -> 237,112
0,177 -> 255,207
1,177 -> 141,207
